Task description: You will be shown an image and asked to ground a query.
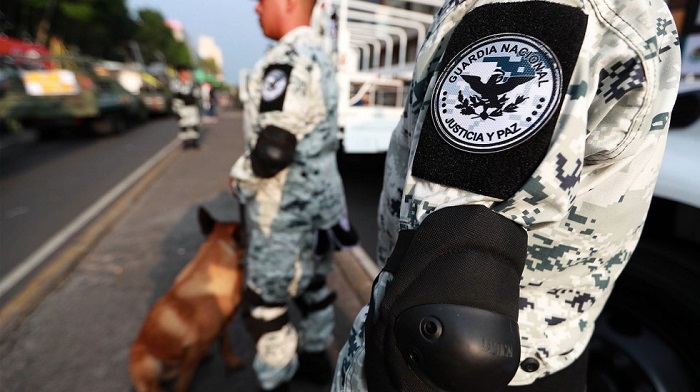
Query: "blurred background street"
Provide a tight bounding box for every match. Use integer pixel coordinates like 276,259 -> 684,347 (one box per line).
0,109 -> 383,392
2,0 -> 700,391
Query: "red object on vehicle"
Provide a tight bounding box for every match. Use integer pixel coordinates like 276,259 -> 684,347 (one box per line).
0,36 -> 52,68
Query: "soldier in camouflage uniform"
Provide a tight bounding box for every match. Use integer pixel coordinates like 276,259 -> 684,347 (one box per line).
171,65 -> 202,148
229,0 -> 351,391
333,0 -> 681,391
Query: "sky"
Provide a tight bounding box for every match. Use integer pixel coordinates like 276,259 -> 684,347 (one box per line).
126,0 -> 272,84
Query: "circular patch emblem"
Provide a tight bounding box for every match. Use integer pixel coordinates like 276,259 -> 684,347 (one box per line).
261,68 -> 289,102
432,33 -> 562,153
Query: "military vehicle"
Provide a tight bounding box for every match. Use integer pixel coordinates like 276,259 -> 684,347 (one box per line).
0,54 -> 147,138
95,61 -> 173,117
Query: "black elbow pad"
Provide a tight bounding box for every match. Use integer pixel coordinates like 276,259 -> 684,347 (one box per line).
365,205 -> 527,392
251,126 -> 297,178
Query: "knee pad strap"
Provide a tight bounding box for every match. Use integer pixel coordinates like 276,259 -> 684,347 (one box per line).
242,287 -> 289,341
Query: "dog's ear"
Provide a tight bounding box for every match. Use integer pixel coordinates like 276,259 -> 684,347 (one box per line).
198,207 -> 215,236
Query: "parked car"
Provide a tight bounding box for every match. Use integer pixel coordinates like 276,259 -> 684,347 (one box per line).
89,76 -> 148,135
139,79 -> 172,116
111,66 -> 172,117
0,55 -> 147,138
588,80 -> 700,392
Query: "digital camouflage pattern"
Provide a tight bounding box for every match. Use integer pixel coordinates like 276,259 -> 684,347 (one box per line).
231,25 -> 347,300
170,78 -> 202,144
230,26 -> 347,389
333,0 -> 681,389
170,78 -> 202,129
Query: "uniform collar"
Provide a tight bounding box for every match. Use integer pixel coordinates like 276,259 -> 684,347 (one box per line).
279,26 -> 314,45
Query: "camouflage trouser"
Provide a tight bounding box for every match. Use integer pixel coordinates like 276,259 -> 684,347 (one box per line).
176,105 -> 201,143
176,105 -> 200,128
245,225 -> 335,390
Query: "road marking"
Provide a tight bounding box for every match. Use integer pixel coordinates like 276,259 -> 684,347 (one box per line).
0,138 -> 181,298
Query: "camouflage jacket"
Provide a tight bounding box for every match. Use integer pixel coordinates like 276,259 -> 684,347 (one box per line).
373,0 -> 681,385
170,79 -> 200,107
230,26 -> 347,236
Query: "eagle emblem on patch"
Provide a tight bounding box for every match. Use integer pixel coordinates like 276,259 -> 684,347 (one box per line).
432,33 -> 562,153
261,68 -> 289,102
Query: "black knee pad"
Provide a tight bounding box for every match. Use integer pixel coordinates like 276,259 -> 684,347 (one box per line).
365,205 -> 527,391
293,275 -> 336,318
241,287 -> 289,341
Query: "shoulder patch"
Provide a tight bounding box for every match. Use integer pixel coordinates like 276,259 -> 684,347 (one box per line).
260,64 -> 293,113
412,2 -> 587,199
432,33 -> 562,153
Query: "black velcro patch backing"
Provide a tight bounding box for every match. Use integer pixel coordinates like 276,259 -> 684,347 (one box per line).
259,64 -> 293,113
412,2 -> 587,199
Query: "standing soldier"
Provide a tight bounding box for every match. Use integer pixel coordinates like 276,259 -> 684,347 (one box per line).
229,0 -> 355,391
171,64 -> 202,148
333,0 -> 681,391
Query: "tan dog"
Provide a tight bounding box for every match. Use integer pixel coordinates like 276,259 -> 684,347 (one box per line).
129,207 -> 246,392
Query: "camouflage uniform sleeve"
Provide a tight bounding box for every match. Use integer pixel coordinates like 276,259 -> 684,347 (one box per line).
400,0 -> 681,229
258,55 -> 326,141
379,0 -> 680,385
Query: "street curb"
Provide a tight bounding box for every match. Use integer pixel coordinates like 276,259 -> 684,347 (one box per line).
333,246 -> 379,305
0,140 -> 182,341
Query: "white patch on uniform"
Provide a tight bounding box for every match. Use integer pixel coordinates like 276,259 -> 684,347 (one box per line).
261,68 -> 289,102
255,169 -> 289,236
432,33 -> 562,153
256,323 -> 298,367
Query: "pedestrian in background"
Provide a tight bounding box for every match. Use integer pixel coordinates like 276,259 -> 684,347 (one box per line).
201,81 -> 218,124
170,64 -> 202,148
229,0 -> 356,391
333,0 -> 681,391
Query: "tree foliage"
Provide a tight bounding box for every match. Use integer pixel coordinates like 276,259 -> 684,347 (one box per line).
133,9 -> 192,67
2,0 -> 136,60
199,57 -> 221,76
1,0 -> 192,67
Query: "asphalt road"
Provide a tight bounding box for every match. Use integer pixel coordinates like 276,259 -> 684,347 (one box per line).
0,117 -> 180,303
0,113 -> 384,306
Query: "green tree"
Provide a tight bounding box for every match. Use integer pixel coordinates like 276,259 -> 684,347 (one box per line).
133,9 -> 192,67
59,0 -> 135,59
1,1 -> 192,68
1,0 -> 136,60
199,57 -> 220,76
2,0 -> 52,41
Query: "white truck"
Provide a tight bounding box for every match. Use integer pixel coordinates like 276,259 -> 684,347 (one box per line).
313,0 -> 439,153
